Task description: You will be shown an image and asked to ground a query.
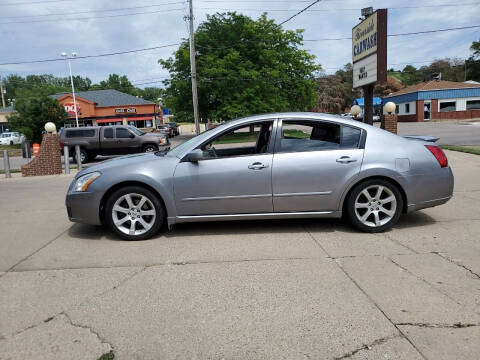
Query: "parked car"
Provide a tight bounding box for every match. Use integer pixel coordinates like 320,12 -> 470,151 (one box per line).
165,122 -> 179,136
66,112 -> 453,240
0,132 -> 25,145
373,115 -> 381,122
156,125 -> 172,137
59,125 -> 168,163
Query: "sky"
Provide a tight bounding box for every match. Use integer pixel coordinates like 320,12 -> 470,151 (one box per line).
0,0 -> 479,89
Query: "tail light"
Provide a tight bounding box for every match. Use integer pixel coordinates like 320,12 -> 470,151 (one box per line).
425,145 -> 448,168
59,141 -> 65,149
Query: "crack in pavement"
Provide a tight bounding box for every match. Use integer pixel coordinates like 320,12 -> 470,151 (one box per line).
333,335 -> 401,360
388,257 -> 462,306
384,232 -> 419,254
396,322 -> 480,328
61,312 -> 114,351
303,225 -> 429,360
435,252 -> 480,279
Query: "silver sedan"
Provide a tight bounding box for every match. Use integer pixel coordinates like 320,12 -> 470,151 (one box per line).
66,113 -> 453,240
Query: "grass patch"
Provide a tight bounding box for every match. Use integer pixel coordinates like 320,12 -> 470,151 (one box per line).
97,351 -> 114,360
213,131 -> 259,144
283,129 -> 310,139
441,145 -> 480,155
0,169 -> 21,175
0,145 -> 22,157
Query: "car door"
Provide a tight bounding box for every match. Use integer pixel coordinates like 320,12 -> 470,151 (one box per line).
272,118 -> 364,212
114,127 -> 136,154
173,120 -> 276,216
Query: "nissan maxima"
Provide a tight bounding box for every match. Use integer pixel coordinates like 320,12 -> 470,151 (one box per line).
66,113 -> 453,240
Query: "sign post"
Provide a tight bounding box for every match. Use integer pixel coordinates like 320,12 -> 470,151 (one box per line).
352,9 -> 387,125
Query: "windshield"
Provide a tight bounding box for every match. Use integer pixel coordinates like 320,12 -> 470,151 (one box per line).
128,127 -> 145,136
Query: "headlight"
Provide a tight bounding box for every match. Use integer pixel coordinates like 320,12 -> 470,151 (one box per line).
73,172 -> 101,192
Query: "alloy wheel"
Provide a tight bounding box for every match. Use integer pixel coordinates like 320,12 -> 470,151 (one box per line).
354,185 -> 397,227
111,193 -> 157,236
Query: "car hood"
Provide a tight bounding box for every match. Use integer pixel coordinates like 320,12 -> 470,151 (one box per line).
76,153 -> 166,177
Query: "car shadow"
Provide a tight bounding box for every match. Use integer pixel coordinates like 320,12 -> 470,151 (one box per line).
67,211 -> 437,241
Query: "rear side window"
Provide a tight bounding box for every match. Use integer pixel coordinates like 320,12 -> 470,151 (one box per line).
104,128 -> 113,139
116,128 -> 132,138
341,126 -> 361,149
280,120 -> 340,152
65,129 -> 95,138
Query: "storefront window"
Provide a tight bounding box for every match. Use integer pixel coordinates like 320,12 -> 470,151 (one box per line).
466,100 -> 480,110
439,101 -> 456,112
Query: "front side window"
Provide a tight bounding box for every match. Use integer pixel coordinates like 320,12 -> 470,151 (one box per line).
279,120 -> 340,152
439,101 -> 456,112
200,121 -> 273,159
116,128 -> 132,139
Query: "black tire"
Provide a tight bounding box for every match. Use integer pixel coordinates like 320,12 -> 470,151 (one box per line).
105,186 -> 164,241
9,141 -> 13,145
346,179 -> 403,233
73,148 -> 89,164
143,144 -> 158,153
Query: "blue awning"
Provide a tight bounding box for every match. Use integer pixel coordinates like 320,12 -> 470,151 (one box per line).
353,97 -> 382,106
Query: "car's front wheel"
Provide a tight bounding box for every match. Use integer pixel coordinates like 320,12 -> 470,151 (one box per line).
346,179 -> 403,232
105,186 -> 164,240
143,144 -> 158,153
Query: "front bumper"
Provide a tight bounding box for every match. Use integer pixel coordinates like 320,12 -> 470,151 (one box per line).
66,191 -> 104,225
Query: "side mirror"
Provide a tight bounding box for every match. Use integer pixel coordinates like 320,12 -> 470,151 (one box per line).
129,134 -> 135,138
185,149 -> 203,162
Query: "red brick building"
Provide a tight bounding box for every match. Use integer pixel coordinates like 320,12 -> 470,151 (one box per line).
383,80 -> 480,122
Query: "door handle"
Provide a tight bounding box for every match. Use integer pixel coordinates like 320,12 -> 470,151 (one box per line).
248,162 -> 269,170
336,156 -> 357,164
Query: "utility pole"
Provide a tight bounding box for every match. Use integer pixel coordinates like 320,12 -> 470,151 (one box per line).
0,74 -> 6,108
188,0 -> 200,135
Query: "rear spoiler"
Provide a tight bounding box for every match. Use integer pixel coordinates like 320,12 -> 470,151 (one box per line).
402,135 -> 439,143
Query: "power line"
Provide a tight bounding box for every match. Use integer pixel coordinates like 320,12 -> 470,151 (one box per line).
197,2 -> 480,12
304,24 -> 480,41
0,1 -> 187,20
0,43 -> 180,66
0,7 -> 185,24
278,0 -> 322,26
0,0 -> 74,6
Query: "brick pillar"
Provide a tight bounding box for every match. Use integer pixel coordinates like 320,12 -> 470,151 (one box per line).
416,100 -> 424,122
431,99 -> 438,121
21,133 -> 62,177
380,114 -> 398,134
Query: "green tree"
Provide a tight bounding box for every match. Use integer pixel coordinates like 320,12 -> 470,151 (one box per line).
92,74 -> 137,95
139,87 -> 164,103
160,12 -> 320,122
7,87 -> 67,142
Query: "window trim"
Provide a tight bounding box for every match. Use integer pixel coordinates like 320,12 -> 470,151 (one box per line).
274,118 -> 364,154
181,119 -> 278,162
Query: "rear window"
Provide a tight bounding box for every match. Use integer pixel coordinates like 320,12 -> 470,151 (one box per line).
103,128 -> 113,139
65,129 -> 95,138
341,126 -> 362,149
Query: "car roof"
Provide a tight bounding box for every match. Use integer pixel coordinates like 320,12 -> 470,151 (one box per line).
224,112 -> 375,131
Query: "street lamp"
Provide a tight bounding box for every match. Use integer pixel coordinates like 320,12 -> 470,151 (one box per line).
351,105 -> 361,119
384,101 -> 396,114
61,51 -> 79,127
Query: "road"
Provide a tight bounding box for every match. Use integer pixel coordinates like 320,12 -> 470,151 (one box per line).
0,150 -> 479,359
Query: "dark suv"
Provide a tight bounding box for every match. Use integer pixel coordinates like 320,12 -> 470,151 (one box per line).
59,126 -> 169,163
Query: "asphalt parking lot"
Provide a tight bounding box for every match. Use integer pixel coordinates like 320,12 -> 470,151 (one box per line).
0,150 -> 479,360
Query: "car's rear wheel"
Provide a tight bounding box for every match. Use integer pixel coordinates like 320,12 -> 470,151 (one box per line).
143,144 -> 158,153
346,179 -> 403,232
105,186 -> 164,240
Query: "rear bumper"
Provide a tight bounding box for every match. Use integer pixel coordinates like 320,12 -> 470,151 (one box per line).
407,195 -> 452,212
66,191 -> 104,225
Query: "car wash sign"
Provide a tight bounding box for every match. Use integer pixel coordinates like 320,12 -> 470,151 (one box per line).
352,9 -> 387,88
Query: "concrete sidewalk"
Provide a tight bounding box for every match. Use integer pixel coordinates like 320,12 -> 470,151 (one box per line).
0,150 -> 479,360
